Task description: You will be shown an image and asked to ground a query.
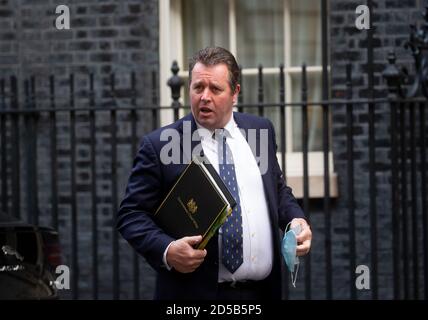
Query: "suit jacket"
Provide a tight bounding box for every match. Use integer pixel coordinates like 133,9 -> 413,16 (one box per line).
117,112 -> 305,300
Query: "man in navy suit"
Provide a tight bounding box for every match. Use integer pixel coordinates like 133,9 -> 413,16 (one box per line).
117,47 -> 312,300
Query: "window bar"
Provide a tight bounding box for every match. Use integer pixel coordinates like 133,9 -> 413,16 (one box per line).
390,99 -> 401,299
10,76 -> 20,220
279,64 -> 286,176
69,73 -> 79,300
301,64 -> 311,299
346,64 -> 356,299
321,0 -> 332,300
409,101 -> 419,299
238,66 -> 243,113
399,101 -> 409,299
131,71 -> 140,300
89,73 -> 99,300
1,79 -> 7,214
258,65 -> 264,117
420,101 -> 427,299
49,75 -> 58,230
110,73 -> 120,300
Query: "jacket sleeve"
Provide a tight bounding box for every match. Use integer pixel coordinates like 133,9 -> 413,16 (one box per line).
267,120 -> 306,231
116,135 -> 174,272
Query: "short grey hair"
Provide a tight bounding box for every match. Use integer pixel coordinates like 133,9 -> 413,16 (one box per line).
189,46 -> 240,93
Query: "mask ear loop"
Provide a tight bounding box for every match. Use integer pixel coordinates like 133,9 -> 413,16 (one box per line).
291,257 -> 299,288
285,222 -> 299,288
284,221 -> 300,287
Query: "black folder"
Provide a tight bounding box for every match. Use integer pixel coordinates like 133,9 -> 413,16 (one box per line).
153,156 -> 236,249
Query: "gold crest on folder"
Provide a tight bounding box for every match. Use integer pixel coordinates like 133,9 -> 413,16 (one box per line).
186,198 -> 198,215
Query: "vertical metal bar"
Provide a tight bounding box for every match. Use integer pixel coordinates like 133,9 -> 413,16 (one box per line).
346,65 -> 357,299
31,77 -> 39,225
420,101 -> 427,299
49,75 -> 58,230
89,73 -> 98,300
0,79 -> 7,214
24,77 -> 38,225
321,0 -> 329,99
151,71 -> 158,130
368,96 -> 378,299
24,79 -> 31,222
409,101 -> 419,299
279,64 -> 288,300
258,65 -> 264,117
238,66 -> 243,113
279,65 -> 286,177
301,64 -> 311,299
366,0 -> 378,300
69,73 -> 79,300
131,71 -> 140,300
321,0 -> 332,300
390,100 -> 401,299
399,101 -> 409,299
322,103 -> 332,298
10,76 -> 20,220
131,72 -> 138,146
110,74 -> 119,300
24,79 -> 32,223
174,105 -> 179,121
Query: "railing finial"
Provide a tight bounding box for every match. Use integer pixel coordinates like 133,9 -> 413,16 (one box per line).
167,61 -> 184,113
383,51 -> 406,98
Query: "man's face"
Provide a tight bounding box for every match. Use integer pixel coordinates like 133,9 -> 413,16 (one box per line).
190,62 -> 240,130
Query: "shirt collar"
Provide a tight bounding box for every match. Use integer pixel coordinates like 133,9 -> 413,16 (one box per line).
194,114 -> 238,140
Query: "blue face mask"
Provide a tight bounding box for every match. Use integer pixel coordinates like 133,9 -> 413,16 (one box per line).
281,223 -> 302,287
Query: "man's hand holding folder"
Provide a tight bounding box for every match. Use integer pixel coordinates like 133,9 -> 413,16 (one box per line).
153,156 -> 236,273
166,235 -> 207,273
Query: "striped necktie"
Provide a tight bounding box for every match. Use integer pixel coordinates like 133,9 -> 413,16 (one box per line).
216,129 -> 243,273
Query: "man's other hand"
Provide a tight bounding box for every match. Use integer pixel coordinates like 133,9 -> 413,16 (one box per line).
290,218 -> 312,256
166,235 -> 207,273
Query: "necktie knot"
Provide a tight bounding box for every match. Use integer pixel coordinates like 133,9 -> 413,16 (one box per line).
214,129 -> 231,166
212,128 -> 227,142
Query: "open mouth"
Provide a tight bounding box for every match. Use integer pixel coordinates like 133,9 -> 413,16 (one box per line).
200,107 -> 213,115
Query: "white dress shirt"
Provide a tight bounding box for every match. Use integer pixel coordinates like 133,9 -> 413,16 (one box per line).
196,115 -> 273,283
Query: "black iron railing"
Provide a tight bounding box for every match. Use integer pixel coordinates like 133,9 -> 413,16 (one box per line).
1,59 -> 427,299
1,11 -> 428,299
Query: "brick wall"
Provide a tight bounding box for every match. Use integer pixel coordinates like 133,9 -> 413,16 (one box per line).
0,0 -> 159,299
328,0 -> 424,299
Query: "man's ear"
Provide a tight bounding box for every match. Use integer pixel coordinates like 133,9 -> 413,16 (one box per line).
232,84 -> 241,105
